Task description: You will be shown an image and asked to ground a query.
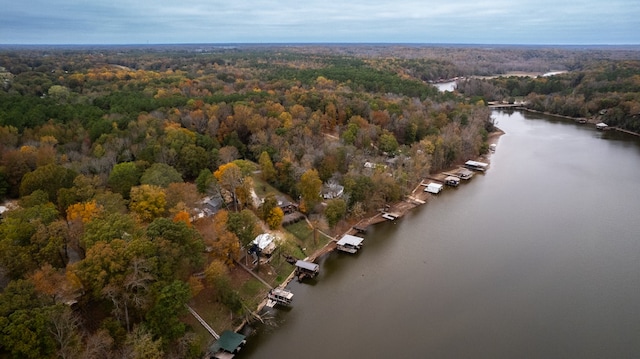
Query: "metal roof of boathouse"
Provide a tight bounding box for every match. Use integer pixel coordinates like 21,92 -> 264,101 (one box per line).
209,330 -> 246,354
337,234 -> 364,247
295,260 -> 319,272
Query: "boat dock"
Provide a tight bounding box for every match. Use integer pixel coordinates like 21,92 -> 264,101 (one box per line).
336,234 -> 365,254
295,260 -> 320,281
266,288 -> 294,308
382,212 -> 399,220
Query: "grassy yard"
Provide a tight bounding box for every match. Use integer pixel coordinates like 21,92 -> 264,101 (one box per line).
186,176 -> 338,352
251,175 -> 280,198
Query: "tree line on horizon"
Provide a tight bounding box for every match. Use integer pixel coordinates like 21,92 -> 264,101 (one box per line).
456,60 -> 640,132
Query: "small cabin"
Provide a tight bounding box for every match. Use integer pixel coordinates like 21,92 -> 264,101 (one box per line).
295,260 -> 319,281
424,182 -> 443,194
464,160 -> 489,172
596,122 -> 609,130
444,176 -> 460,187
267,288 -> 294,307
336,234 -> 365,254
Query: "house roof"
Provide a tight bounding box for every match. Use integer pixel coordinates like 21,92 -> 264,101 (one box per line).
465,160 -> 488,168
210,330 -> 246,354
252,233 -> 276,250
337,234 -> 364,246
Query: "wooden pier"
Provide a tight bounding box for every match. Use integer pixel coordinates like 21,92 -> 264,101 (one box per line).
306,241 -> 337,262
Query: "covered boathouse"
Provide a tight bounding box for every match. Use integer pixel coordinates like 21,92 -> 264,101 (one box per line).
464,160 -> 489,172
209,330 -> 247,359
444,176 -> 460,187
295,260 -> 319,281
453,167 -> 474,180
336,234 -> 365,253
424,182 -> 444,194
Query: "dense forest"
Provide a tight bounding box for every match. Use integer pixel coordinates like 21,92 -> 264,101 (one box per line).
0,44 -> 638,358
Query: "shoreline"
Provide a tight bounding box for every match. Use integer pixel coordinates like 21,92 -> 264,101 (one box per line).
238,128 -> 505,333
501,107 -> 640,137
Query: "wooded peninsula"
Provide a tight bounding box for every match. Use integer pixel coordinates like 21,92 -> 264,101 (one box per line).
1,44 -> 639,359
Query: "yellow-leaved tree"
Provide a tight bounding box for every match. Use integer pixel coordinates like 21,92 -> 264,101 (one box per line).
210,210 -> 240,265
67,200 -> 102,224
265,207 -> 284,230
213,162 -> 243,211
129,185 -> 166,222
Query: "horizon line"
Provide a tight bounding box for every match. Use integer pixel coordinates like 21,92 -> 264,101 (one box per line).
1,41 -> 640,48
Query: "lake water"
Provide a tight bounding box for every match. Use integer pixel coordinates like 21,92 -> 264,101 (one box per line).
237,110 -> 640,359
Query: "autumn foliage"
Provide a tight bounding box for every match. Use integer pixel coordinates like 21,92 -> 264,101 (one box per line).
3,44 -> 623,357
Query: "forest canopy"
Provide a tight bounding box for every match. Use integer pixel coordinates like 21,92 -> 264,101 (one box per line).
1,44 -> 638,358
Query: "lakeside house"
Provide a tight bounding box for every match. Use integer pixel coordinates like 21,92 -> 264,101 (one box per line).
191,196 -> 223,222
596,122 -> 609,130
249,233 -> 278,260
276,195 -> 298,214
322,181 -> 344,199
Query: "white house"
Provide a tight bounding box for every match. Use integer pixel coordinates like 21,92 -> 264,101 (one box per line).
251,233 -> 278,258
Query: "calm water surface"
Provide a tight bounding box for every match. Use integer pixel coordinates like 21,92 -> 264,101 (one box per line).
238,110 -> 640,359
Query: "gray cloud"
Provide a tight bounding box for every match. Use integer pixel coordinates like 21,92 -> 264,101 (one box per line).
1,0 -> 638,44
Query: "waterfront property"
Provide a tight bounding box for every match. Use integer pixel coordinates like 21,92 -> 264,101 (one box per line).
464,160 -> 489,172
382,213 -> 398,220
266,288 -> 294,307
249,233 -> 278,260
425,182 -> 444,194
596,122 -> 609,130
209,330 -> 247,359
444,176 -> 461,187
336,234 -> 365,253
453,168 -> 474,180
295,260 -> 320,281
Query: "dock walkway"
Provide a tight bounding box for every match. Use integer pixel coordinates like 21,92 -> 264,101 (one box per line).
186,304 -> 219,339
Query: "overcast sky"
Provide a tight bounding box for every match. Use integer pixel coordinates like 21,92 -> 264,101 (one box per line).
1,0 -> 639,45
